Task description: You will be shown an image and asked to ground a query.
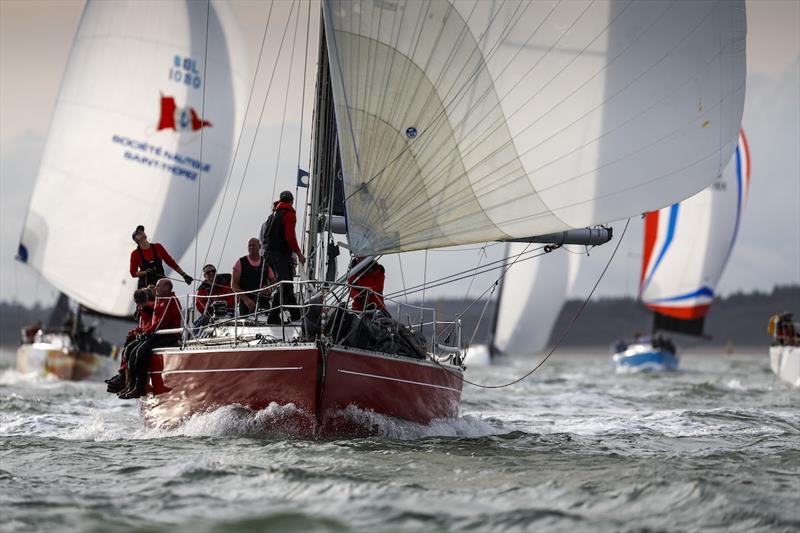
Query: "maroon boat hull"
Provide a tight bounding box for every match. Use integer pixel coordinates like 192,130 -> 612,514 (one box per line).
320,347 -> 462,435
141,344 -> 463,437
142,345 -> 321,435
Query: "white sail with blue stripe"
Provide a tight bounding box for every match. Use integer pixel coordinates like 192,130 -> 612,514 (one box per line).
639,130 -> 751,336
16,0 -> 249,316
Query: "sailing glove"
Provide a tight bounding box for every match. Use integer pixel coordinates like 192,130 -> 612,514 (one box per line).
182,273 -> 193,285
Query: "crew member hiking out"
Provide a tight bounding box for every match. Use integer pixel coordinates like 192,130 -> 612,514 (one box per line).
118,278 -> 182,400
129,225 -> 193,289
231,238 -> 275,317
261,191 -> 305,324
105,287 -> 155,394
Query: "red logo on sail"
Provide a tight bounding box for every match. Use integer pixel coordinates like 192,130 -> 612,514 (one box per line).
157,94 -> 212,131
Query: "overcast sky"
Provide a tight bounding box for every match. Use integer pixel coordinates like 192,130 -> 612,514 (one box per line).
1,0 -> 798,309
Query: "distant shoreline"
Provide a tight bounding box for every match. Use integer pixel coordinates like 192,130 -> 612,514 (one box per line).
0,285 -> 796,349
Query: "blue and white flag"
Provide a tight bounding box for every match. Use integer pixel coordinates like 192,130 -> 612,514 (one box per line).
297,168 -> 309,188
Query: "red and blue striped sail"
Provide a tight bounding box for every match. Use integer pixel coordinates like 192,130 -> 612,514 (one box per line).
639,130 -> 751,335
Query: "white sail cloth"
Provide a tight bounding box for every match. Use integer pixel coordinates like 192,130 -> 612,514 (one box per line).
322,0 -> 747,255
18,0 -> 248,316
492,245 -> 580,356
639,130 -> 751,320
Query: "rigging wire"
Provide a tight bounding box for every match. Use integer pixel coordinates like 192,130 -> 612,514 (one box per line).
388,248 -> 548,301
202,1 -> 274,267
465,285 -> 497,350
295,0 -> 312,246
396,254 -> 409,303
270,2 -> 302,203
215,0 -> 298,269
421,249 -> 428,309
430,243 -> 501,253
444,218 -> 631,390
436,242 -> 532,343
461,242 -> 489,307
384,245 -> 545,299
194,0 -> 212,281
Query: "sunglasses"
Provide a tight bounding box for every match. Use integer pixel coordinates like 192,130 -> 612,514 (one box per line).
203,270 -> 216,276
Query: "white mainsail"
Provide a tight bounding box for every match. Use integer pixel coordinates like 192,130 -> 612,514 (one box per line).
322,0 -> 747,255
639,130 -> 751,333
491,245 -> 580,356
18,0 -> 248,316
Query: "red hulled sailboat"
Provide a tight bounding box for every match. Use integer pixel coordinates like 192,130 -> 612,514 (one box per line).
129,0 -> 745,436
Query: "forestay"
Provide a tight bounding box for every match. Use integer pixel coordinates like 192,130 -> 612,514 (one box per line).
639,130 -> 751,324
491,245 -> 580,356
322,0 -> 747,255
18,0 -> 248,316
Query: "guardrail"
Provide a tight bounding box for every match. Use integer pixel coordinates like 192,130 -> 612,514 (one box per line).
151,279 -> 462,361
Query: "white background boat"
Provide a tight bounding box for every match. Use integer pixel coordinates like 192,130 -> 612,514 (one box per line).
769,345 -> 800,387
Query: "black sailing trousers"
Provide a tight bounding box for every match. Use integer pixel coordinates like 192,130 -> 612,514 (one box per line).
267,252 -> 301,322
126,335 -> 178,394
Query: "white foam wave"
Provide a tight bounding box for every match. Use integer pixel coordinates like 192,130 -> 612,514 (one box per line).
328,404 -> 504,440
162,402 -> 310,438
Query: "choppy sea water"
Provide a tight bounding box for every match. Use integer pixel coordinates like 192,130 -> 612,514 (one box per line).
1,349 -> 798,532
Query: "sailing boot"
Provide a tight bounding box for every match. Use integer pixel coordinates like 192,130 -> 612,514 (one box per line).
119,368 -> 147,399
118,377 -> 144,399
117,367 -> 134,397
106,372 -> 125,394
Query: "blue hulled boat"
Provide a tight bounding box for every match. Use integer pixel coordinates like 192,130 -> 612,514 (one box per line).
612,339 -> 679,372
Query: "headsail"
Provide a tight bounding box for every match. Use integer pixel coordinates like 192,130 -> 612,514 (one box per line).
17,0 -> 248,316
322,0 -> 747,255
639,130 -> 751,336
491,245 -> 580,356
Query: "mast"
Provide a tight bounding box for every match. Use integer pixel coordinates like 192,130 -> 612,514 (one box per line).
306,18 -> 326,281
307,14 -> 346,283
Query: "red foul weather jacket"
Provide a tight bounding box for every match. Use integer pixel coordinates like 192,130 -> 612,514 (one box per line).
349,264 -> 386,311
274,201 -> 303,256
142,292 -> 182,337
195,283 -> 235,314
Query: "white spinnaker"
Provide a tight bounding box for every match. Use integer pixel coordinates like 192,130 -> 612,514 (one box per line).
492,245 -> 580,355
18,0 -> 248,316
322,0 -> 746,255
639,130 -> 751,320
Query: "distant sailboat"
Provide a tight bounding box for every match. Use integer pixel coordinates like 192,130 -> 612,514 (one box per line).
493,245 -> 581,357
139,0 -> 746,434
466,245 -> 580,366
15,0 -> 248,379
613,130 -> 751,371
767,312 -> 799,387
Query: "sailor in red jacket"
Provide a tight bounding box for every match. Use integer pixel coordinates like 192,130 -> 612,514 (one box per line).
348,257 -> 386,313
129,225 -> 193,289
105,287 -> 155,393
195,264 -> 235,315
261,192 -> 305,323
118,278 -> 183,399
